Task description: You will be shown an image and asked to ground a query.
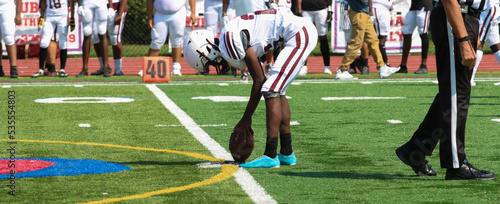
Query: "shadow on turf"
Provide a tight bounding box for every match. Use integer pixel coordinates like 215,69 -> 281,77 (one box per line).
279,172 -> 439,180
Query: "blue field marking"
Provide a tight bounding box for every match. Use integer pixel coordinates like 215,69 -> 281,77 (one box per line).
0,158 -> 131,179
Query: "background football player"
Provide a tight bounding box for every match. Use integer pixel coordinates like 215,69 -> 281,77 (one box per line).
0,0 -> 22,78
33,0 -> 75,78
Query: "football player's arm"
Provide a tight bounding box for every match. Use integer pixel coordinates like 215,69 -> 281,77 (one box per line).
15,0 -> 22,25
297,0 -> 302,16
441,0 -> 476,68
147,0 -> 154,29
115,0 -> 127,25
223,0 -> 230,15
235,47 -> 265,133
69,0 -> 74,19
40,0 -> 46,18
188,0 -> 196,30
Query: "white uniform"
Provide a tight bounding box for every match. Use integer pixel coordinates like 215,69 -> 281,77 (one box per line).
278,0 -> 292,11
204,0 -> 235,35
41,0 -> 69,49
92,0 -> 127,46
81,0 -> 108,36
402,8 -> 430,35
372,0 -> 392,36
219,9 -> 318,94
233,0 -> 266,16
0,0 -> 16,45
150,0 -> 186,49
478,0 -> 500,46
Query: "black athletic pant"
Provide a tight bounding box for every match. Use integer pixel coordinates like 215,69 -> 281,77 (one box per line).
407,6 -> 478,169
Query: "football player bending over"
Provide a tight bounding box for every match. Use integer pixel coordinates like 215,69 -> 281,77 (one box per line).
184,8 -> 317,168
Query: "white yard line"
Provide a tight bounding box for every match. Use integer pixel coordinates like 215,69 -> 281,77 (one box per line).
146,84 -> 276,204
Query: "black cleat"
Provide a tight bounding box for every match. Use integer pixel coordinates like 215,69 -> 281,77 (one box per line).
361,66 -> 370,75
414,65 -> 428,74
114,70 -> 124,76
103,66 -> 112,77
445,159 -> 496,180
396,65 -> 408,73
348,63 -> 357,74
396,144 -> 437,176
76,67 -> 88,77
10,67 -> 18,78
91,69 -> 104,75
0,68 -> 4,77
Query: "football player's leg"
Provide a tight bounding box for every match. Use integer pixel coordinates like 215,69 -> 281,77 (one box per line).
2,9 -> 18,77
57,21 -> 69,76
95,6 -> 111,76
110,11 -> 126,75
417,9 -> 431,67
38,20 -> 54,75
148,13 -> 168,56
169,8 -> 187,76
277,95 -> 296,165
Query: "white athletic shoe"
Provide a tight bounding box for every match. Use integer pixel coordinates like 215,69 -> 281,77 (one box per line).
379,64 -> 400,78
324,66 -> 332,74
471,80 -> 476,87
298,66 -> 308,76
335,69 -> 357,80
171,69 -> 182,76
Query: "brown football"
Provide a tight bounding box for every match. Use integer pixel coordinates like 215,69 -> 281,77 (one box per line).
229,128 -> 255,162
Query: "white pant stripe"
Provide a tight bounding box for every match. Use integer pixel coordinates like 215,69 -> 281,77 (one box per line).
446,20 -> 460,168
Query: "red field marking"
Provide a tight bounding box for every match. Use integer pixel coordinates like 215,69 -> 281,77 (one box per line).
0,159 -> 55,174
3,54 -> 498,77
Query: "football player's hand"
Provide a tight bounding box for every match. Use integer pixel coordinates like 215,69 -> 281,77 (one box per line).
108,8 -> 115,19
222,16 -> 229,28
326,11 -> 333,23
69,17 -> 75,32
148,18 -> 154,29
114,14 -> 122,25
77,6 -> 85,17
38,17 -> 44,31
190,13 -> 196,30
15,14 -> 22,25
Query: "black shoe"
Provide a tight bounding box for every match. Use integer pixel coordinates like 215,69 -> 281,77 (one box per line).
103,66 -> 112,77
414,65 -> 428,74
91,69 -> 104,75
348,63 -> 357,74
353,58 -> 365,73
445,159 -> 496,180
114,70 -> 124,76
396,65 -> 408,73
0,68 -> 4,77
361,66 -> 370,75
10,67 -> 18,78
76,67 -> 88,77
396,144 -> 437,176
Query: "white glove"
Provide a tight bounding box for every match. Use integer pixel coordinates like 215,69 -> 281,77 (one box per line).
108,8 -> 115,19
370,15 -> 375,22
270,2 -> 278,9
222,16 -> 229,28
77,6 -> 85,17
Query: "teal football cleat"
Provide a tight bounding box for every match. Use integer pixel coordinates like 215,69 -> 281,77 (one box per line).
239,155 -> 280,168
278,152 -> 297,165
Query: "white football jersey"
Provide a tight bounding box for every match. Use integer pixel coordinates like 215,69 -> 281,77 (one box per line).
45,0 -> 69,16
233,0 -> 266,16
372,0 -> 392,10
154,0 -> 185,14
219,8 -> 309,69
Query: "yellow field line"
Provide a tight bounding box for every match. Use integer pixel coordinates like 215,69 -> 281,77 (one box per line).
79,165 -> 239,204
0,139 -> 237,203
0,139 -> 225,162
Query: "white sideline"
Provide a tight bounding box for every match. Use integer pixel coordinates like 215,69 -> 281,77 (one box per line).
146,84 -> 277,204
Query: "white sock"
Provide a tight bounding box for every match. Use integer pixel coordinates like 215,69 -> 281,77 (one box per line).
114,59 -> 122,72
98,57 -> 104,69
471,50 -> 483,83
173,62 -> 181,71
494,50 -> 500,64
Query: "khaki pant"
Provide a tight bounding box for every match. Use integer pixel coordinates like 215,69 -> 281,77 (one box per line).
340,9 -> 384,71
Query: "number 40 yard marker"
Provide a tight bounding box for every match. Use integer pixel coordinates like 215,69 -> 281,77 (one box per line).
142,57 -> 171,83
